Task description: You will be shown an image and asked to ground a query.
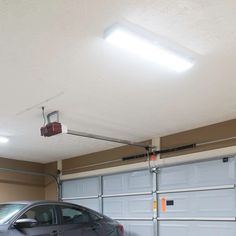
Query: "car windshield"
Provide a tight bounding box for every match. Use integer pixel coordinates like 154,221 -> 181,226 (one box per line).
0,204 -> 26,224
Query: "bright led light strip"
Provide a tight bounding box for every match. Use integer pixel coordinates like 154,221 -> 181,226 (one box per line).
0,136 -> 9,144
104,25 -> 194,72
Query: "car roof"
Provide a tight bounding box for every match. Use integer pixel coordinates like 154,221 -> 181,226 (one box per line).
0,200 -> 73,206
0,201 -> 33,205
0,200 -> 94,211
1,200 -> 105,213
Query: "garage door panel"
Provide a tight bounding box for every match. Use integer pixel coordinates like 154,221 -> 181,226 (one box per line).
158,189 -> 236,218
103,195 -> 153,218
62,177 -> 100,198
120,221 -> 154,236
159,222 -> 189,236
158,194 -> 189,217
103,170 -> 153,195
65,198 -> 100,212
159,221 -> 236,236
158,158 -> 235,190
196,222 -> 236,236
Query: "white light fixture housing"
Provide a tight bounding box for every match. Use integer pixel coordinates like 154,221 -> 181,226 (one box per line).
0,136 -> 9,144
104,23 -> 194,72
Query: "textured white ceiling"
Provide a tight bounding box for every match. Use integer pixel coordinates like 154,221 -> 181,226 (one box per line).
0,0 -> 236,163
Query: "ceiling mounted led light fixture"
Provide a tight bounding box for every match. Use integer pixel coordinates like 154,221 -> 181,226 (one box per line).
104,23 -> 194,72
0,136 -> 9,144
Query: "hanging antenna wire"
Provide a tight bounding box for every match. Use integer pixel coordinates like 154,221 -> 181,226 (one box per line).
42,106 -> 47,127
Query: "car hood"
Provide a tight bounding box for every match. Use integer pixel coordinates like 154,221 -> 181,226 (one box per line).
0,224 -> 9,232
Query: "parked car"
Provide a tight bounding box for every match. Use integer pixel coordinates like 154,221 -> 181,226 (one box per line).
0,200 -> 124,236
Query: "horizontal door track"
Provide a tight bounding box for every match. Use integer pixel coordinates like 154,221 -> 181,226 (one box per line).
62,195 -> 99,200
157,184 -> 236,194
157,217 -> 236,222
102,191 -> 153,198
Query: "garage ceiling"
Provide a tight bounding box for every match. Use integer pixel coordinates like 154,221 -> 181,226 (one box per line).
0,0 -> 236,163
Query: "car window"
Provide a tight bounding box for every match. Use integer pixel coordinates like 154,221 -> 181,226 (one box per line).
0,204 -> 26,224
88,211 -> 103,221
60,206 -> 92,225
20,205 -> 56,226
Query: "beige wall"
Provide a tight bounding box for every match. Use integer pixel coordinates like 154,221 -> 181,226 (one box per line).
160,119 -> 236,158
0,183 -> 44,202
44,162 -> 58,200
0,157 -> 58,202
0,157 -> 45,202
62,140 -> 151,175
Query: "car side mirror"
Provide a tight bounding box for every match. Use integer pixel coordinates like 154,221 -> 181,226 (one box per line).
14,218 -> 37,228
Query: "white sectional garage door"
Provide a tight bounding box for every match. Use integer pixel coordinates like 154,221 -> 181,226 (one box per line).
102,170 -> 156,236
157,156 -> 236,236
62,169 -> 156,236
62,155 -> 236,236
62,176 -> 101,212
